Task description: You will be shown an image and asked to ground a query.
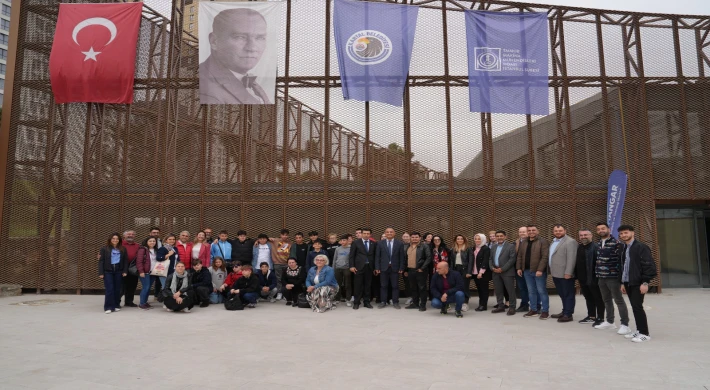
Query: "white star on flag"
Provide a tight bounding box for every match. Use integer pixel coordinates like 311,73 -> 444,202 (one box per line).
82,47 -> 101,61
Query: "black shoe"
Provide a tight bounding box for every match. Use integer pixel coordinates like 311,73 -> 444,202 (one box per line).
199,302 -> 209,308
405,304 -> 419,310
364,302 -> 373,309
578,316 -> 595,324
455,311 -> 463,318
440,305 -> 449,315
516,305 -> 530,313
418,306 -> 426,312
353,303 -> 360,310
285,301 -> 292,306
475,306 -> 487,312
377,302 -> 387,309
592,319 -> 603,327
124,302 -> 138,307
493,303 -> 500,309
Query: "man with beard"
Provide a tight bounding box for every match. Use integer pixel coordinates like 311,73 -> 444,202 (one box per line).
576,229 -> 604,325
121,230 -> 141,307
594,222 -> 630,334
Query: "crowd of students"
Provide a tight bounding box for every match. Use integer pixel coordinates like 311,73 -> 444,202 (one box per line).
98,222 -> 656,342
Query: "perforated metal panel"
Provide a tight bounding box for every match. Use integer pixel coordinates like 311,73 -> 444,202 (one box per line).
1,0 -> 709,290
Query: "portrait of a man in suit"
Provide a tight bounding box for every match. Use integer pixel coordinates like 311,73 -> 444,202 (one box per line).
199,8 -> 273,104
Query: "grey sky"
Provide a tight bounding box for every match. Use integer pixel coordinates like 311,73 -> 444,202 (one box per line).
144,0 -> 708,175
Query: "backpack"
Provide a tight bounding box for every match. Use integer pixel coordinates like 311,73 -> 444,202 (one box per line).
296,293 -> 310,308
224,294 -> 244,311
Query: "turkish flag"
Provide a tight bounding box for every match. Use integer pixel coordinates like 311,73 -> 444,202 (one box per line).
49,3 -> 142,104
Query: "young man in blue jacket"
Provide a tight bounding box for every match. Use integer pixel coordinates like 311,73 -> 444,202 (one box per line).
257,262 -> 278,303
431,262 -> 466,318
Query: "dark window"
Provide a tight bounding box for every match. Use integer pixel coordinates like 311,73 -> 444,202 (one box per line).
0,33 -> 7,45
0,78 -> 4,90
0,19 -> 9,31
0,63 -> 6,75
1,5 -> 9,17
0,48 -> 6,60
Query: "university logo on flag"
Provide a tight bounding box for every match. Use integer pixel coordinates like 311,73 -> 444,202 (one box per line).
465,11 -> 549,116
49,3 -> 143,104
334,0 -> 419,107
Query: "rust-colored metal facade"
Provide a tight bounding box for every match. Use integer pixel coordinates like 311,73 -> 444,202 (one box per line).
1,0 -> 709,290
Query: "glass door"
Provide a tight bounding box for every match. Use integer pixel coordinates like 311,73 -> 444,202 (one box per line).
656,208 -> 701,287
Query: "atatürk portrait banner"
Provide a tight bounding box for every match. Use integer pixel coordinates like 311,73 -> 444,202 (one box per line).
199,2 -> 282,105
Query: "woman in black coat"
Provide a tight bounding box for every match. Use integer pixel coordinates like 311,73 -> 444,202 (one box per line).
98,233 -> 127,314
450,235 -> 473,310
467,233 -> 491,311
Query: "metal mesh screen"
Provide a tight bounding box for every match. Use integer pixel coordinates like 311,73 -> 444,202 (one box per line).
2,0 -> 709,290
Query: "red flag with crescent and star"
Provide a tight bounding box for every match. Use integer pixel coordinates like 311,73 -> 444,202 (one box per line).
49,2 -> 142,104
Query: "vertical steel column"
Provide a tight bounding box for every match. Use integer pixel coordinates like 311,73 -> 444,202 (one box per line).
672,18 -> 696,198
597,12 -> 615,174
441,2 -> 455,239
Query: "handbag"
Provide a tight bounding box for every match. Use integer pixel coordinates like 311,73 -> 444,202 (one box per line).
150,259 -> 169,277
128,260 -> 138,276
224,294 -> 244,311
296,292 -> 310,308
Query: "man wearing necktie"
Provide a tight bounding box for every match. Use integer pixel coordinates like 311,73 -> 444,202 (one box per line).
199,8 -> 273,104
375,227 -> 405,309
349,228 -> 377,309
490,230 -> 517,315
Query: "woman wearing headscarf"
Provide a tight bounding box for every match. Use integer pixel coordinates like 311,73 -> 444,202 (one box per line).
161,262 -> 194,312
305,254 -> 339,313
467,233 -> 491,311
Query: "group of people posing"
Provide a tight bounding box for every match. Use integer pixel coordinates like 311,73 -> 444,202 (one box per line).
98,222 -> 657,342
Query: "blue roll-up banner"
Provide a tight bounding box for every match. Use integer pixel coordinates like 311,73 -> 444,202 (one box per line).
607,170 -> 628,235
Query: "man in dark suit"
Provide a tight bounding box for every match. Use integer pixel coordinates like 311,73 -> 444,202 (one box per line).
404,232 -> 432,311
375,227 -> 405,309
349,227 -> 377,309
199,8 -> 272,104
490,230 -> 517,315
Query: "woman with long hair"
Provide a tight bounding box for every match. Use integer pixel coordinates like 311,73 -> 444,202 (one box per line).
467,233 -> 491,311
192,231 -> 211,267
450,234 -> 472,311
136,236 -> 158,310
431,235 -> 449,274
209,257 -> 227,304
98,233 -> 127,314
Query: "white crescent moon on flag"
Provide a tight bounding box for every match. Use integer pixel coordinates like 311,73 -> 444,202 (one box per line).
72,17 -> 117,46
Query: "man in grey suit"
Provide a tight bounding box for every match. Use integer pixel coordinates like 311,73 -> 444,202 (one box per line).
199,8 -> 273,105
548,224 -> 578,323
490,230 -> 517,315
375,227 -> 405,309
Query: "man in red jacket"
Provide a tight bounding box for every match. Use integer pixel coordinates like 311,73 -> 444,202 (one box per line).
176,231 -> 193,270
122,230 -> 141,308
218,262 -> 243,301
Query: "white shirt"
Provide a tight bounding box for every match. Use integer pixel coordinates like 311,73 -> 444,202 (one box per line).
258,244 -> 270,264
229,70 -> 264,103
149,249 -> 157,271
314,274 -> 320,284
192,243 -> 202,260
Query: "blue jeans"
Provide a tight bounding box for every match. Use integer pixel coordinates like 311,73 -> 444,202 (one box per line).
209,292 -> 224,304
523,270 -> 549,313
103,271 -> 123,311
139,274 -> 154,305
241,292 -> 259,304
431,291 -> 465,312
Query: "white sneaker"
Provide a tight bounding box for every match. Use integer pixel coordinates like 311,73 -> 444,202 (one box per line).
166,308 -> 171,312
276,293 -> 283,301
631,334 -> 651,343
104,310 -> 112,314
114,308 -> 121,312
183,308 -> 191,313
269,298 -> 276,303
625,330 -> 640,339
163,305 -> 167,309
346,301 -> 352,307
405,298 -> 413,305
617,325 -> 631,335
594,321 -> 617,330
462,303 -> 469,312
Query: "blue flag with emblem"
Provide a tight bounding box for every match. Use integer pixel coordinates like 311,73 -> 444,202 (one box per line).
607,170 -> 628,236
333,0 -> 419,107
465,11 -> 549,115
